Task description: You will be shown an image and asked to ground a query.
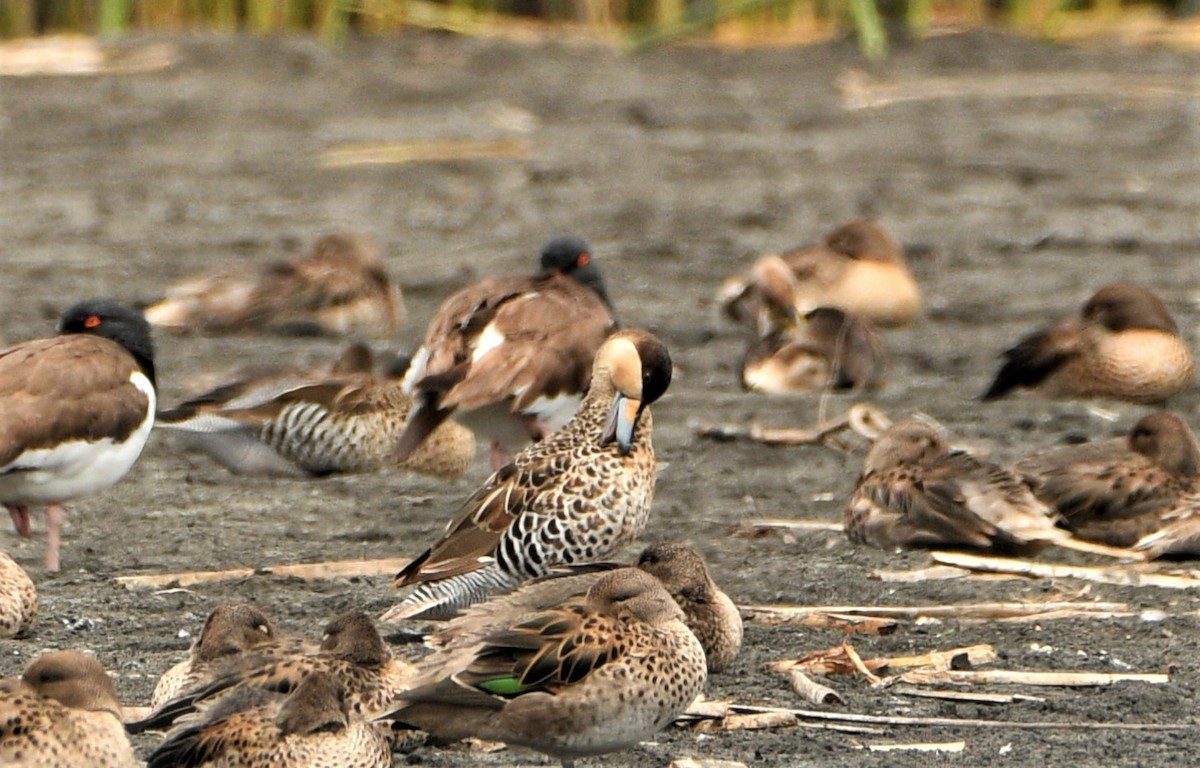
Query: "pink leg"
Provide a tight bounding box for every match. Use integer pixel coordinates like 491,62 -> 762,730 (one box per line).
44,503 -> 64,572
7,504 -> 31,538
489,441 -> 511,473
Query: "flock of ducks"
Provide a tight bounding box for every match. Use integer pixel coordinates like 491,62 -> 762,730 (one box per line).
0,221 -> 1198,766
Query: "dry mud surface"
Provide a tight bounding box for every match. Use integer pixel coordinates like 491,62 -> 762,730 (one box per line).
2,29 -> 1200,767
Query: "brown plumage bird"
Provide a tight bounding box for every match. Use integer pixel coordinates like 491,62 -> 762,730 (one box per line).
429,543 -> 742,673
0,299 -> 156,571
1017,412 -> 1200,555
375,568 -> 707,768
146,672 -> 393,768
741,306 -> 884,394
846,420 -> 1070,554
983,283 -> 1195,403
145,232 -> 404,337
150,603 -> 317,709
394,236 -> 616,471
381,329 -> 672,623
156,343 -> 475,478
0,551 -> 36,637
0,651 -> 138,767
719,219 -> 921,332
130,611 -> 415,734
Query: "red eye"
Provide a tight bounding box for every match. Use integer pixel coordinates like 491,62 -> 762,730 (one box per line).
84,315 -> 102,329
577,253 -> 590,268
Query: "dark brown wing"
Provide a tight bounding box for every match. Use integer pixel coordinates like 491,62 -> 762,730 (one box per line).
146,706 -> 275,768
416,275 -> 539,377
395,460 -> 552,586
982,322 -> 1081,400
1018,442 -> 1183,547
433,275 -> 612,413
0,335 -> 150,467
458,603 -> 620,695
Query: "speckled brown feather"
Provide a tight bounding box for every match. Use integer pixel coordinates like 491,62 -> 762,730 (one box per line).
134,613 -> 416,734
0,551 -> 35,637
378,569 -> 707,764
429,544 -> 741,673
0,335 -> 150,465
384,330 -> 672,622
158,367 -> 475,478
394,335 -> 664,586
145,232 -> 404,337
1017,413 -> 1200,548
846,420 -> 1067,553
741,306 -> 884,394
151,604 -> 317,709
0,652 -> 137,768
147,672 -> 392,768
720,219 -> 921,331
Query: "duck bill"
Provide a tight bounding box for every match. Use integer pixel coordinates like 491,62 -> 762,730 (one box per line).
601,393 -> 644,455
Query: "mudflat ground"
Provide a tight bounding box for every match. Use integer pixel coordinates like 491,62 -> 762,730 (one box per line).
2,27 -> 1200,766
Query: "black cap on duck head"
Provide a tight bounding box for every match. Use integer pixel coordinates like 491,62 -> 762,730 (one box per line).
1081,283 -> 1178,334
59,298 -> 157,387
539,236 -> 612,308
597,330 -> 673,454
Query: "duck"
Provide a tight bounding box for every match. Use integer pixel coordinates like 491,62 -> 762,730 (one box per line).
845,419 -> 1071,554
150,603 -> 317,709
156,343 -> 475,478
741,306 -> 884,394
130,611 -> 415,734
1016,412 -> 1200,552
380,329 -> 672,622
374,568 -> 707,768
0,551 -> 36,638
144,232 -> 404,337
982,283 -> 1195,403
0,299 -> 156,571
719,219 -> 921,332
393,235 -> 616,471
146,671 -> 393,768
430,542 -> 742,673
0,651 -> 138,767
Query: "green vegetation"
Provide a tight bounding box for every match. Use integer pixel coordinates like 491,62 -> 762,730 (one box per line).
0,0 -> 1188,57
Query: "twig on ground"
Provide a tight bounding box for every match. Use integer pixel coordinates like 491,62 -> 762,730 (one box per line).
930,551 -> 1200,589
891,688 -> 1045,705
695,403 -> 890,447
898,669 -> 1169,687
742,600 -> 1130,624
115,557 -> 410,590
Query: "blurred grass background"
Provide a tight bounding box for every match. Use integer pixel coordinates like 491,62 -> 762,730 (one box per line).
0,0 -> 1196,57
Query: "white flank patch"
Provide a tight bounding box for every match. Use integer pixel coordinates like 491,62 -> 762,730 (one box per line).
402,345 -> 431,394
523,391 -> 582,435
0,371 -> 155,502
471,322 -> 507,364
